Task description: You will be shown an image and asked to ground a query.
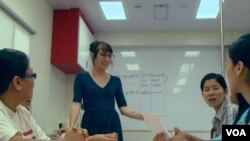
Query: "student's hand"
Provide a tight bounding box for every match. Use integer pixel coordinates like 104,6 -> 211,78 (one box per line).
168,128 -> 191,141
88,132 -> 118,141
153,132 -> 168,141
64,127 -> 88,141
57,127 -> 68,135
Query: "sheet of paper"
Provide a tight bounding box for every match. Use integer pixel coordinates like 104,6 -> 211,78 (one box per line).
143,114 -> 171,139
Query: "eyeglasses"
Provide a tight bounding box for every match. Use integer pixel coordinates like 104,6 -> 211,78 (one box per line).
99,53 -> 115,59
25,72 -> 37,79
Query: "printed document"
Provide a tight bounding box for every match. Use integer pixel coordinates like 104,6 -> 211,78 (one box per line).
143,114 -> 172,139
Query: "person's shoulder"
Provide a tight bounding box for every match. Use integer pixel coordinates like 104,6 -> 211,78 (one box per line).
0,100 -> 10,115
0,100 -> 5,110
110,74 -> 121,81
77,71 -> 88,76
231,104 -> 239,113
236,108 -> 250,125
212,135 -> 221,140
225,101 -> 238,115
75,71 -> 89,79
225,100 -> 236,109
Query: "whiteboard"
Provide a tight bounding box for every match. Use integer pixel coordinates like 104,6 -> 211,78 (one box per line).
109,45 -> 221,131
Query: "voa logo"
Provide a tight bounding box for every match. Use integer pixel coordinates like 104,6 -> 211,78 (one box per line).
226,129 -> 246,136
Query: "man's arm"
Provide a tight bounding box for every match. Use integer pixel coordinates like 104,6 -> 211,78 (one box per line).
10,128 -> 87,141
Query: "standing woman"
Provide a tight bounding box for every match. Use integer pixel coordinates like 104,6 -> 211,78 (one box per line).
69,41 -> 143,141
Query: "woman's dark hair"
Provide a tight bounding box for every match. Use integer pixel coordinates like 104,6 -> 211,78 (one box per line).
232,93 -> 250,124
89,40 -> 113,63
228,33 -> 250,84
228,33 -> 250,68
200,73 -> 227,92
0,48 -> 29,95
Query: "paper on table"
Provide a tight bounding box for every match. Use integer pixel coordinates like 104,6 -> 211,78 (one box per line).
143,114 -> 171,139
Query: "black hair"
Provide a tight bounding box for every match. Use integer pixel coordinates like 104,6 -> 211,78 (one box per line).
89,40 -> 113,64
0,48 -> 29,95
228,33 -> 250,84
232,93 -> 250,124
200,73 -> 227,92
229,34 -> 250,68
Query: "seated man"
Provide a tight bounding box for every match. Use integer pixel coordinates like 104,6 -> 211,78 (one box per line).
0,48 -> 117,141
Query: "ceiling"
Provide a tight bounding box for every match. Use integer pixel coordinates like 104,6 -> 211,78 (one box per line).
47,0 -> 250,33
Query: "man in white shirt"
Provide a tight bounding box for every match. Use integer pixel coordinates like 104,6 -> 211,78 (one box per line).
0,100 -> 51,140
0,48 -> 87,141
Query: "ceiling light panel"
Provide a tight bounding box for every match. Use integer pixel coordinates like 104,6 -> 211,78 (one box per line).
99,1 -> 126,20
121,51 -> 136,58
196,0 -> 219,19
126,64 -> 140,71
185,51 -> 200,57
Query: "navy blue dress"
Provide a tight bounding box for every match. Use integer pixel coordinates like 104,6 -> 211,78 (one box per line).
73,72 -> 127,141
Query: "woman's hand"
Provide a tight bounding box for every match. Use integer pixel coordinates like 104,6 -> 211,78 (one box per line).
168,128 -> 201,141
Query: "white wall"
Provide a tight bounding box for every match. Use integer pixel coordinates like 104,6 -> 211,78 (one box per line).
2,0 -> 69,135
